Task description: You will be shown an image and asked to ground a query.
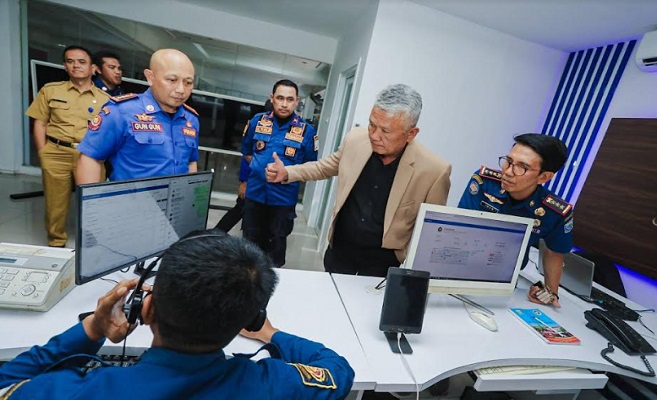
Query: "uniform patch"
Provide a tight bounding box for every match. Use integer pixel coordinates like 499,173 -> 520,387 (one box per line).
290,363 -> 337,389
255,123 -> 272,134
469,181 -> 479,195
182,127 -> 197,137
146,105 -> 155,112
88,114 -> 102,131
111,93 -> 138,102
183,103 -> 199,116
285,146 -> 297,157
242,121 -> 249,137
564,218 -> 574,233
542,194 -> 572,216
101,106 -> 110,115
484,192 -> 504,205
290,126 -> 304,135
255,140 -> 266,151
534,207 -> 546,217
313,135 -> 319,152
131,122 -> 163,132
478,166 -> 502,181
472,174 -> 483,185
285,131 -> 304,143
186,121 -> 193,128
480,201 -> 499,213
135,113 -> 154,122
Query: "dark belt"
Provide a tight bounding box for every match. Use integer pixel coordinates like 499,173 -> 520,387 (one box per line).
47,135 -> 78,149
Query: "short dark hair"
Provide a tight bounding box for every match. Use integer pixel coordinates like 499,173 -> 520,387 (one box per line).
272,79 -> 298,97
92,50 -> 121,68
62,45 -> 93,62
152,230 -> 278,351
513,133 -> 568,173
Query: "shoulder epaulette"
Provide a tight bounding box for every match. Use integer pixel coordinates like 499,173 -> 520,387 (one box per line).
110,93 -> 138,103
183,103 -> 198,116
42,81 -> 67,88
478,166 -> 502,181
542,194 -> 572,216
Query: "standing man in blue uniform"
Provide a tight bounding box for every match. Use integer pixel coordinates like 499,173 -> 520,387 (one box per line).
458,133 -> 573,307
92,50 -> 124,97
241,79 -> 318,267
0,232 -> 355,399
76,48 -> 199,183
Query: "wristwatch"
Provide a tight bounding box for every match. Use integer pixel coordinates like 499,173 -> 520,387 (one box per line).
532,280 -> 559,304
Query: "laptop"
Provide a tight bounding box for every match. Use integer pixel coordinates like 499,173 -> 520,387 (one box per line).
537,240 -> 595,299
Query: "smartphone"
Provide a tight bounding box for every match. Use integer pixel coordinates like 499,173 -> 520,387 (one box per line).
379,267 -> 430,353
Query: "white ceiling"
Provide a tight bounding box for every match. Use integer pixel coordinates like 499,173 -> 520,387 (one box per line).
183,0 -> 378,38
185,0 -> 657,52
414,0 -> 657,52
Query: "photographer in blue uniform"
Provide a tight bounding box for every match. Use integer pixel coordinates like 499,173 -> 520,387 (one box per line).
76,48 -> 199,183
0,232 -> 354,399
458,133 -> 573,308
241,79 -> 318,267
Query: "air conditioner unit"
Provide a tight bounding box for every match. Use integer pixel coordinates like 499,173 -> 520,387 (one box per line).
636,30 -> 657,72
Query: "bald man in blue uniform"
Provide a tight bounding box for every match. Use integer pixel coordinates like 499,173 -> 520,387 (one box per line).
0,233 -> 354,399
77,48 -> 199,183
459,133 -> 573,307
241,79 -> 318,267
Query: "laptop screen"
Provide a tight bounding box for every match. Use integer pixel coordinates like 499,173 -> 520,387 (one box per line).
404,204 -> 534,296
538,240 -> 595,297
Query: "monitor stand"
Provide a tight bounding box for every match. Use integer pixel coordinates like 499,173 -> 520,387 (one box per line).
384,332 -> 413,354
448,294 -> 495,316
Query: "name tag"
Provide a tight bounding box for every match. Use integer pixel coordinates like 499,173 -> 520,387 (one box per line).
182,127 -> 197,137
132,122 -> 163,132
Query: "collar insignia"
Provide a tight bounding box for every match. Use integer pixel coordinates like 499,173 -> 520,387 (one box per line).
135,113 -> 155,122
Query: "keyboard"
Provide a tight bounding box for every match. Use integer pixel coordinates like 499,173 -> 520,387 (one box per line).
476,365 -> 576,375
590,287 -> 639,321
81,354 -> 141,373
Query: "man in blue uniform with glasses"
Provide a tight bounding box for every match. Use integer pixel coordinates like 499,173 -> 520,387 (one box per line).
458,133 -> 573,308
241,79 -> 318,267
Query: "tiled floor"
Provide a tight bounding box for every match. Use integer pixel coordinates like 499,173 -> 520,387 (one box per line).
0,172 -> 325,272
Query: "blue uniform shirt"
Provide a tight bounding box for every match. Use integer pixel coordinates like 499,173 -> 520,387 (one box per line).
238,157 -> 251,182
458,167 -> 574,267
0,322 -> 354,399
92,75 -> 125,97
241,112 -> 318,206
78,89 -> 200,181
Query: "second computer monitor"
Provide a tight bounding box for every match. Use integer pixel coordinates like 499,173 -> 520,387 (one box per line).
404,204 -> 534,296
75,171 -> 214,284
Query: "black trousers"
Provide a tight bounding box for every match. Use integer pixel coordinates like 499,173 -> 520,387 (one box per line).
215,197 -> 245,232
242,199 -> 296,267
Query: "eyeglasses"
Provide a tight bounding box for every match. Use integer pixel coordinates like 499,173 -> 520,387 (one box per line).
498,156 -> 541,176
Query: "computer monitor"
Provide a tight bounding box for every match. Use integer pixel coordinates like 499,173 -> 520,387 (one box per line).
404,204 -> 534,296
75,171 -> 214,284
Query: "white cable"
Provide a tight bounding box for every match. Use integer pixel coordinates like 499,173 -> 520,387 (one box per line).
397,333 -> 420,400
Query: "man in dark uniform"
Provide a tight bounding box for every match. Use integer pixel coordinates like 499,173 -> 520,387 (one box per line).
92,50 -> 124,97
241,80 -> 318,267
0,232 -> 355,399
76,48 -> 199,183
458,133 -> 573,307
25,45 -> 109,247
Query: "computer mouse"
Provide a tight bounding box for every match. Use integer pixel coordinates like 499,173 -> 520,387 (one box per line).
468,311 -> 498,332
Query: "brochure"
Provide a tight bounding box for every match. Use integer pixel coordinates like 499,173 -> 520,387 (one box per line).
509,308 -> 581,345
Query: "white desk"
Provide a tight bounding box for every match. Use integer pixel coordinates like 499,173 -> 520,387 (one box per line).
0,268 -> 375,392
331,272 -> 657,393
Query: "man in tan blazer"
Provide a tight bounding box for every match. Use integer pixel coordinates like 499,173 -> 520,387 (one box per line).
266,84 -> 451,277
